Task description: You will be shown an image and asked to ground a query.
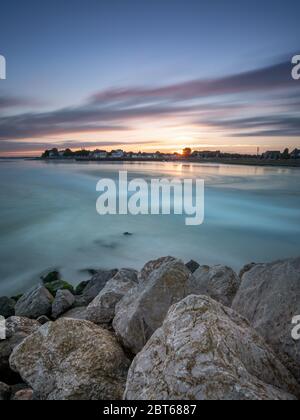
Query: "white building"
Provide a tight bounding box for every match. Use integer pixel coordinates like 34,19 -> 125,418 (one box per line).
111,149 -> 124,158
93,150 -> 107,159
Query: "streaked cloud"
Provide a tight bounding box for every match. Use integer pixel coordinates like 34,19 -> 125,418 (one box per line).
0,59 -> 299,154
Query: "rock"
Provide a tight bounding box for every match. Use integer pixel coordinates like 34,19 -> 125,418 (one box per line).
186,260 -> 200,273
11,389 -> 34,400
10,382 -> 30,395
232,257 -> 300,383
52,289 -> 75,319
41,270 -> 61,284
239,262 -> 257,279
0,381 -> 10,400
124,295 -> 300,400
86,269 -> 138,325
77,269 -> 118,305
138,256 -> 177,282
37,315 -> 50,325
113,258 -> 194,354
0,317 -> 40,383
10,318 -> 130,400
0,382 -> 10,400
75,280 -> 90,295
193,265 -> 241,307
0,297 -> 15,318
11,294 -> 23,303
44,280 -> 74,297
61,306 -> 88,321
123,232 -> 133,236
15,285 -> 54,319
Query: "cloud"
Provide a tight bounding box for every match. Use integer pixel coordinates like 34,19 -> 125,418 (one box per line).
0,139 -> 159,152
90,60 -> 297,104
0,95 -> 38,110
0,58 -> 299,151
0,103 -> 195,140
203,115 -> 300,137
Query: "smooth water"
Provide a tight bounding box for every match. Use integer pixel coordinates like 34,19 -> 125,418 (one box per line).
0,159 -> 300,296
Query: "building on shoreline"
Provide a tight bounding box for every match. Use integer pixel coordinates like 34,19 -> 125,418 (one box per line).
41,147 -> 300,162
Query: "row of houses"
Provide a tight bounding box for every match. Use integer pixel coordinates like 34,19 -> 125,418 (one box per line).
262,149 -> 300,160
43,148 -> 180,161
42,147 -> 300,161
88,149 -> 180,160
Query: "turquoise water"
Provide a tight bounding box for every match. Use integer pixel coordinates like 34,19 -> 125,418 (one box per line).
0,159 -> 300,296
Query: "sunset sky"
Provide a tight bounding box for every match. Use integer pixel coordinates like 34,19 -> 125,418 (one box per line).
0,0 -> 299,156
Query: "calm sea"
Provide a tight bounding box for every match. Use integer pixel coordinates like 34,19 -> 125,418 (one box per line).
1,159 -> 300,296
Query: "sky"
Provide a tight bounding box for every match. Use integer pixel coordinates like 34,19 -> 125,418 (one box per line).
0,0 -> 299,156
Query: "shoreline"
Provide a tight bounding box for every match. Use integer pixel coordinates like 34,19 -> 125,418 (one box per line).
36,157 -> 300,168
1,156 -> 300,168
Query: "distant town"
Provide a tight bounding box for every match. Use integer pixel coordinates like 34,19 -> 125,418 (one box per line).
41,147 -> 300,166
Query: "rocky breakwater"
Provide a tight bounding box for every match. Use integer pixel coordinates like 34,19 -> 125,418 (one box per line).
0,256 -> 299,400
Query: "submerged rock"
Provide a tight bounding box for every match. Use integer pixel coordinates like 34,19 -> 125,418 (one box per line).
125,295 -> 300,400
0,297 -> 15,318
113,257 -> 195,354
232,257 -> 300,383
193,265 -> 240,307
41,271 -> 61,284
86,269 -> 138,325
15,286 -> 53,319
10,318 -> 130,400
52,289 -> 75,319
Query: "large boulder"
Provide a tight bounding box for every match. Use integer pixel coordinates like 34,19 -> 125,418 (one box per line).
52,289 -> 75,319
125,295 -> 300,400
113,258 -> 194,354
15,286 -> 54,319
0,297 -> 15,318
74,269 -> 118,306
232,257 -> 300,383
0,382 -> 10,400
0,317 -> 40,383
10,318 -> 130,400
193,265 -> 240,307
86,269 -> 138,325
